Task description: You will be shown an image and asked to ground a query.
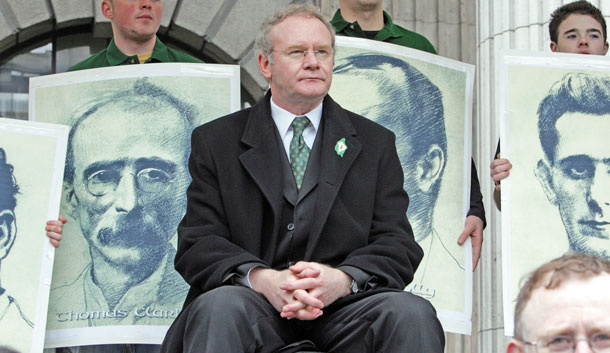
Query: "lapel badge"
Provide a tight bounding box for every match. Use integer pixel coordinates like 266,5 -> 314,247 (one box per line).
334,138 -> 347,157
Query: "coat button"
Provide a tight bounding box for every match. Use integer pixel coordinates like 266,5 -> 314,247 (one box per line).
287,223 -> 295,231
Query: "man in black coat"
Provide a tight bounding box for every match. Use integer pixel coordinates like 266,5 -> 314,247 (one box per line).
161,4 -> 444,353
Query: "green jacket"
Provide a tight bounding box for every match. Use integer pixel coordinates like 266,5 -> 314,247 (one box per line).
331,9 -> 437,54
68,36 -> 202,71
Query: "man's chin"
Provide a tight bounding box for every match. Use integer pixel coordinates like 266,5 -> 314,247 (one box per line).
94,244 -> 164,268
569,233 -> 610,259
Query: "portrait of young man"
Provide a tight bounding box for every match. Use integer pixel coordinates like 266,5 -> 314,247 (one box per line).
535,72 -> 610,260
500,51 -> 610,335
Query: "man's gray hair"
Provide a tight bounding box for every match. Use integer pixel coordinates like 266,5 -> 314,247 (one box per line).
255,3 -> 335,64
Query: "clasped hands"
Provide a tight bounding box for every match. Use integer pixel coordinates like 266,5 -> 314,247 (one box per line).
249,261 -> 351,321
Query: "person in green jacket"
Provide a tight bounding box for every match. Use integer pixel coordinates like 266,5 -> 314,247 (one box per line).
68,0 -> 201,71
331,0 -> 436,54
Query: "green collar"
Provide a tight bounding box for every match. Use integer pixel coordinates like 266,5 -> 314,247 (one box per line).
105,36 -> 171,65
330,9 -> 402,41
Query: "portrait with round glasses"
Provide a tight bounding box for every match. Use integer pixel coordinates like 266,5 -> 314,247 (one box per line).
30,64 -> 239,345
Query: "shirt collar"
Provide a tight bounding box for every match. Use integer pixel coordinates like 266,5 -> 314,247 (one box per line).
270,96 -> 322,137
377,11 -> 402,40
330,9 -> 351,33
330,9 -> 401,41
106,36 -> 169,65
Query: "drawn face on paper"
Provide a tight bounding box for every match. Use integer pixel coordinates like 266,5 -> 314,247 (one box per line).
0,148 -> 18,261
332,54 -> 446,238
536,112 -> 610,258
66,103 -> 190,270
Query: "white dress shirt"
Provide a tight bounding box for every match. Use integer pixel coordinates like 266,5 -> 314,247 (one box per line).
270,97 -> 323,160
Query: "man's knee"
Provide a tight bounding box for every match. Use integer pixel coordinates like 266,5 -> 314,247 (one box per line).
186,286 -> 254,321
371,291 -> 441,331
392,292 -> 438,321
373,292 -> 444,351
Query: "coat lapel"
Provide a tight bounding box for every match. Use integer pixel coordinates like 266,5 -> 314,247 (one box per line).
238,93 -> 284,263
305,96 -> 361,259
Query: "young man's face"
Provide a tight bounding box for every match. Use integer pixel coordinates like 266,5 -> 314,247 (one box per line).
551,13 -> 609,55
536,112 -> 610,258
103,0 -> 162,44
340,0 -> 383,11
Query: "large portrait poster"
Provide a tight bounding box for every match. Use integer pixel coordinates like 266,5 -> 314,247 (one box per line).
329,36 -> 474,334
0,118 -> 68,353
29,63 -> 240,347
500,51 -> 610,335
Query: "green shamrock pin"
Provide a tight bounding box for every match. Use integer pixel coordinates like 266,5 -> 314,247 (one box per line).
334,138 -> 347,157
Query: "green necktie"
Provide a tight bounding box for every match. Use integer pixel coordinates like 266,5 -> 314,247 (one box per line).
289,116 -> 311,189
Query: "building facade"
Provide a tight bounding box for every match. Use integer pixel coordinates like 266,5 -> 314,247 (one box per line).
1,0 -> 608,352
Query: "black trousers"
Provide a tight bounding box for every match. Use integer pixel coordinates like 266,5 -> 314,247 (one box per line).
161,286 -> 444,353
54,345 -> 160,353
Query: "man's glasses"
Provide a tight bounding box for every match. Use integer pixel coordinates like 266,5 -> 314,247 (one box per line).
272,48 -> 333,61
86,167 -> 174,196
522,332 -> 610,352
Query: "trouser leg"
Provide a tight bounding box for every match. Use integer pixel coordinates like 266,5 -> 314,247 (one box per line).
55,345 -> 128,353
162,286 -> 298,353
312,291 -> 444,353
130,345 -> 160,353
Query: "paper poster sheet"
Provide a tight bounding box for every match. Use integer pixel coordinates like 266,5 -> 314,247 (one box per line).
29,63 -> 240,347
0,118 -> 68,353
500,51 -> 610,336
329,36 -> 474,334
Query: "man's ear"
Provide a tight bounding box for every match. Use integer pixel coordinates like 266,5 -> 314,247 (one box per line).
550,41 -> 559,52
101,0 -> 113,21
603,41 -> 609,55
63,181 -> 78,220
257,52 -> 273,81
506,339 -> 525,353
415,145 -> 445,193
535,159 -> 558,205
0,209 -> 17,260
